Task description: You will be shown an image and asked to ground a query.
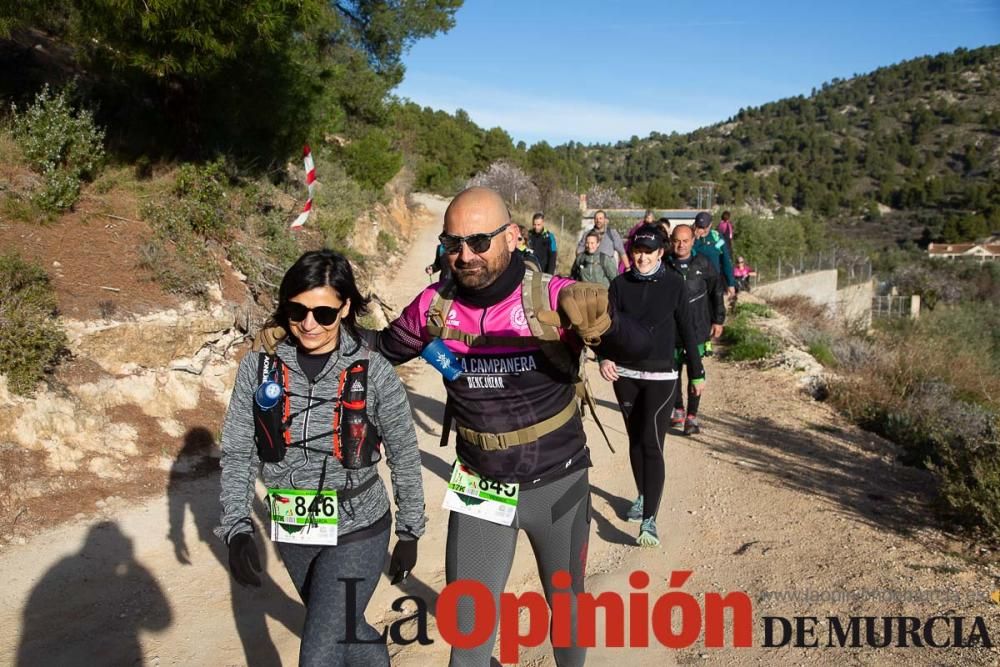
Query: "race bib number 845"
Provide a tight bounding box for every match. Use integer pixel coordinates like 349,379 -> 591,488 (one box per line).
443,460 -> 518,526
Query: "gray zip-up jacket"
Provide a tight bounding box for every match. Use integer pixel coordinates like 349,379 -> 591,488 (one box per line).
215,331 -> 426,544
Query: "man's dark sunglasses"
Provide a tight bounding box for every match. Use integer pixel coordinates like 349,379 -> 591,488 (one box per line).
285,301 -> 344,326
439,223 -> 509,254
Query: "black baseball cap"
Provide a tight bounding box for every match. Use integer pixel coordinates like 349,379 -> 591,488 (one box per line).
631,224 -> 665,250
694,212 -> 712,228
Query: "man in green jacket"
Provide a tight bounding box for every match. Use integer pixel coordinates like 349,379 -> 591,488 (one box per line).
692,211 -> 736,298
571,230 -> 618,287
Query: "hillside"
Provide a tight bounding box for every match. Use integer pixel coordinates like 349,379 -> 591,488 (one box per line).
387,45 -> 1000,245
573,45 -> 1000,244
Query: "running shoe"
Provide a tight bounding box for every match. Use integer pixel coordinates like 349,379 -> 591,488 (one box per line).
637,517 -> 659,547
670,407 -> 686,427
626,495 -> 644,523
684,415 -> 701,436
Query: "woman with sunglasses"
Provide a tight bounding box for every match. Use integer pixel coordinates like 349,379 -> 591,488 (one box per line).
217,249 -> 426,667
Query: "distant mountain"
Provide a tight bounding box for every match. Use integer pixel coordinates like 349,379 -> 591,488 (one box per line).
574,45 -> 1000,243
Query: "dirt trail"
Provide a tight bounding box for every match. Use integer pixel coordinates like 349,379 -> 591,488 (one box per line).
2,195 -> 998,666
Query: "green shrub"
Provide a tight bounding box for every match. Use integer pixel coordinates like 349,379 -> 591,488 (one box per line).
341,128 -> 402,192
377,229 -> 398,253
0,193 -> 44,224
733,302 -> 773,318
311,163 -> 374,251
807,340 -> 838,367
721,313 -> 779,361
137,234 -> 218,298
836,377 -> 1000,538
0,254 -> 67,395
172,158 -> 230,238
33,166 -> 81,213
9,85 -> 105,212
139,196 -> 220,297
829,315 -> 1000,540
930,410 -> 1000,538
229,208 -> 303,299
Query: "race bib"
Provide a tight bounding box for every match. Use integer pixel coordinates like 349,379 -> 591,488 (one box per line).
442,460 -> 519,526
268,488 -> 339,546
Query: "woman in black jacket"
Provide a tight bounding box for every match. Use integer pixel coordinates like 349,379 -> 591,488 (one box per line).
599,225 -> 705,547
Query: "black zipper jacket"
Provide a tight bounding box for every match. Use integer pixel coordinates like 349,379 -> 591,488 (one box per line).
608,263 -> 705,378
665,253 -> 726,343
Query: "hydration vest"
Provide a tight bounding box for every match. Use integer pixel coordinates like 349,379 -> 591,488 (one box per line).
425,268 -> 614,452
252,349 -> 382,469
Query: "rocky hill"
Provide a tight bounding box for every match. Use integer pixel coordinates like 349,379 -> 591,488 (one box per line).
572,45 -> 1000,244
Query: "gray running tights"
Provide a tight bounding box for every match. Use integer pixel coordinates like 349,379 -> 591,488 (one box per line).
277,526 -> 390,667
446,467 -> 590,667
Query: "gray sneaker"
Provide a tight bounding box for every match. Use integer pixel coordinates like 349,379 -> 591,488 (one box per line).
626,495 -> 644,523
683,415 -> 701,436
637,517 -> 659,547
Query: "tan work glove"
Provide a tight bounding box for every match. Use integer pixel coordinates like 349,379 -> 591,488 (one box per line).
536,283 -> 611,346
252,324 -> 287,355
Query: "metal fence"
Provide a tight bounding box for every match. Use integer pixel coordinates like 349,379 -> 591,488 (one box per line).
871,295 -> 918,320
749,250 -> 872,290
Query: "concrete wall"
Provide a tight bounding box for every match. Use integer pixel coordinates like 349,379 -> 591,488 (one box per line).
754,271 -> 876,326
754,270 -> 839,310
835,279 -> 874,327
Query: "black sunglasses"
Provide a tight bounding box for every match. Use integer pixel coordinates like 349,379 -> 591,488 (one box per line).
284,301 -> 345,326
439,223 -> 509,254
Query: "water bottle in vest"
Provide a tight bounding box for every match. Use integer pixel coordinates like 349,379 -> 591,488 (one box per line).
254,356 -> 287,463
338,361 -> 381,469
420,338 -> 462,381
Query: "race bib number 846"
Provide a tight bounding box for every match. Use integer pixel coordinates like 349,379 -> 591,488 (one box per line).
268,488 -> 339,545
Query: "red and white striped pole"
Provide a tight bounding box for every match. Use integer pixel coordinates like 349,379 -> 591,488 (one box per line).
289,144 -> 315,229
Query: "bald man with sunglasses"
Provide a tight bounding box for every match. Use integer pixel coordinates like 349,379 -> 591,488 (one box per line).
253,187 -> 649,665
364,187 -> 649,666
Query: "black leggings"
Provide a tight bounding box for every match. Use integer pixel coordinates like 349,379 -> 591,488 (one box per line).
613,377 -> 677,520
277,525 -> 391,667
445,467 -> 591,667
674,359 -> 701,416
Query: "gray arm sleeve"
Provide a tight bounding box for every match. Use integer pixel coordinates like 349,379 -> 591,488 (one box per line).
370,353 -> 427,539
215,354 -> 260,543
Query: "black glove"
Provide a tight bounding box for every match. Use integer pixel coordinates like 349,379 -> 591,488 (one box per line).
388,538 -> 418,585
228,532 -> 262,587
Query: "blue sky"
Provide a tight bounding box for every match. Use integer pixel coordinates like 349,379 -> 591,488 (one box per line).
393,0 -> 1000,146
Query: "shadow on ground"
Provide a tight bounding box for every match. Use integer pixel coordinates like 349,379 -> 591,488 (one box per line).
17,521 -> 172,666
696,412 -> 940,538
168,427 -> 303,667
589,485 -> 641,546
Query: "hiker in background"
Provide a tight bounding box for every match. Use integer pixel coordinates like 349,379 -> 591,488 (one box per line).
571,230 -> 619,287
692,211 -> 736,298
576,209 -> 630,272
733,256 -> 756,292
517,224 -> 541,271
666,224 -> 725,436
600,224 -> 705,547
621,210 -> 655,273
526,212 -> 558,274
718,210 -> 735,260
425,242 -> 452,282
657,217 -> 673,240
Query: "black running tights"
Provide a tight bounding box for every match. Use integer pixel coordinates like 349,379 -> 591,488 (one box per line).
613,376 -> 677,520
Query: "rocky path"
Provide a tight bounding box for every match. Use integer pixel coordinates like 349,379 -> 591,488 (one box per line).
1,194 -> 997,666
